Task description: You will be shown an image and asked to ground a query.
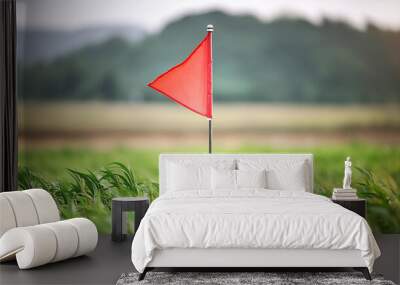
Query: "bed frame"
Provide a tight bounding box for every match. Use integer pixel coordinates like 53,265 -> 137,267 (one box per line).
139,154 -> 371,280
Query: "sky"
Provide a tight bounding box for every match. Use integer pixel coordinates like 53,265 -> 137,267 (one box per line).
17,0 -> 400,32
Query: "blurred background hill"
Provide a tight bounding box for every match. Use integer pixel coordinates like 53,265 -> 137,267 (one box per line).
20,11 -> 400,103
18,25 -> 146,64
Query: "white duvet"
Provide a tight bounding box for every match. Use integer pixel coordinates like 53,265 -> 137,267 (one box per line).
131,190 -> 380,273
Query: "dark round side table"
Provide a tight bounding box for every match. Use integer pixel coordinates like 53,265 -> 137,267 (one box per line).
112,197 -> 149,242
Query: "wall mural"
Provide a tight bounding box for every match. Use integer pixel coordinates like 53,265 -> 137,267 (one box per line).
16,0 -> 400,233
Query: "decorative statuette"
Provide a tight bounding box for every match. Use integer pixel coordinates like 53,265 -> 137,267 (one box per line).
343,156 -> 352,189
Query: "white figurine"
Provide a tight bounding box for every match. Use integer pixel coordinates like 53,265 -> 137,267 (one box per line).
343,156 -> 352,189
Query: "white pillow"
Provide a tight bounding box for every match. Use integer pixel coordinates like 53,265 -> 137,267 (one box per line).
266,165 -> 307,191
167,163 -> 211,191
238,159 -> 308,191
211,168 -> 236,190
236,169 -> 267,189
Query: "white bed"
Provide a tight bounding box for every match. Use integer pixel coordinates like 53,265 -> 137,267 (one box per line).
131,154 -> 380,280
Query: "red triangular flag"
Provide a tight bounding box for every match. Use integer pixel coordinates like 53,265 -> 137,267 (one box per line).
148,33 -> 212,118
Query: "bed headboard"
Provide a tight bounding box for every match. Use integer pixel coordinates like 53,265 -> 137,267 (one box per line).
159,154 -> 314,195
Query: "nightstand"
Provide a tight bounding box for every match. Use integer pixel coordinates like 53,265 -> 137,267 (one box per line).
112,197 -> 149,242
332,199 -> 366,218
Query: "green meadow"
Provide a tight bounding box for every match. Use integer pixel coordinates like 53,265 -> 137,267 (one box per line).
19,144 -> 400,234
19,144 -> 400,185
17,103 -> 400,233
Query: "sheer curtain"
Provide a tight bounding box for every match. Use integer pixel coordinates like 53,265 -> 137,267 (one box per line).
0,0 -> 17,192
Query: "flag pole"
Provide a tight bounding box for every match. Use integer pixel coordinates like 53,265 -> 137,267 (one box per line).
207,24 -> 214,154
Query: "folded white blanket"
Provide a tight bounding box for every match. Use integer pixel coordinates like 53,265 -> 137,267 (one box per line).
131,190 -> 380,272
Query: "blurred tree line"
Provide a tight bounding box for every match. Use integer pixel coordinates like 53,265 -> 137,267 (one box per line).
21,11 -> 400,103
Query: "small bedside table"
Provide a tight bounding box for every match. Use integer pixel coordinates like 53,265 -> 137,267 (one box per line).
332,199 -> 366,218
112,197 -> 149,242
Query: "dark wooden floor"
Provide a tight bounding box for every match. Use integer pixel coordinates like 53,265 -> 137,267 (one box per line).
374,234 -> 400,284
1,234 -> 399,285
0,235 -> 134,285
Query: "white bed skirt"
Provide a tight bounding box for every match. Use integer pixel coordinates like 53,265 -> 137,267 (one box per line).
148,248 -> 366,268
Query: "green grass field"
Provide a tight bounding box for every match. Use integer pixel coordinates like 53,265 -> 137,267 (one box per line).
17,103 -> 400,233
19,144 -> 400,233
19,143 -> 400,197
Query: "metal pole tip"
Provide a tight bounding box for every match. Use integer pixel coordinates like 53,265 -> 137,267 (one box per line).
207,24 -> 214,32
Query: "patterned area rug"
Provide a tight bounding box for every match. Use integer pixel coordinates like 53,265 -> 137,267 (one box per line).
116,272 -> 395,285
